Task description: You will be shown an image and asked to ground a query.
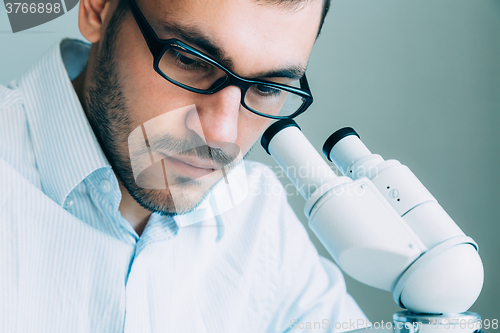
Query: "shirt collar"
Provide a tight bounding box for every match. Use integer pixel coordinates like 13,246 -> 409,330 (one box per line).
19,38 -> 110,206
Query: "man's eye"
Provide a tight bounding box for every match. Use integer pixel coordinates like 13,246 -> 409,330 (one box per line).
166,49 -> 207,70
254,84 -> 283,97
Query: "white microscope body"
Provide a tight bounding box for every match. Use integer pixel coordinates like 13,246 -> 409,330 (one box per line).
261,120 -> 484,333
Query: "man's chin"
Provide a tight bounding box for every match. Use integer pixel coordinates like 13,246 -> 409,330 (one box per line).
126,178 -> 217,216
120,156 -> 236,216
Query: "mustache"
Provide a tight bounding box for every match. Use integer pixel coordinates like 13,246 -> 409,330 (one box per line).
132,131 -> 240,168
176,145 -> 237,167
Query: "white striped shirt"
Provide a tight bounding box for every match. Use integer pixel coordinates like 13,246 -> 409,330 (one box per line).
0,38 -> 365,333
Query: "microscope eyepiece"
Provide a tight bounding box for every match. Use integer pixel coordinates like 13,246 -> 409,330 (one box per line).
261,119 -> 300,155
260,119 -> 338,200
322,127 -> 359,162
323,127 -> 372,176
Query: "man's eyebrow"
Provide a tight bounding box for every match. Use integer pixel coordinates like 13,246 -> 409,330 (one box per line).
253,66 -> 306,80
161,22 -> 235,70
162,22 -> 305,80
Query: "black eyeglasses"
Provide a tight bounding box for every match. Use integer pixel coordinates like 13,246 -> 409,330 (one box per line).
126,0 -> 313,119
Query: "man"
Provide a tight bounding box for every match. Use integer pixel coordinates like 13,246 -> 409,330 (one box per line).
0,0 -> 366,331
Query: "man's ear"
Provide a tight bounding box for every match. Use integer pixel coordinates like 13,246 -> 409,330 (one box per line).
78,0 -> 114,43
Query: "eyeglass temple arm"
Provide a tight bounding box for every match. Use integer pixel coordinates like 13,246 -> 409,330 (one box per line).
300,75 -> 312,94
127,0 -> 162,55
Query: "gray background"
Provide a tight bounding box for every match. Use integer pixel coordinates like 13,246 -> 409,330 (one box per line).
1,0 -> 499,325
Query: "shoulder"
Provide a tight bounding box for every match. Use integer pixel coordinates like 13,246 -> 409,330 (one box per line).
235,159 -> 303,237
243,160 -> 287,194
243,159 -> 277,179
0,82 -> 40,188
0,81 -> 23,109
218,159 -> 293,228
0,82 -> 28,149
240,160 -> 291,211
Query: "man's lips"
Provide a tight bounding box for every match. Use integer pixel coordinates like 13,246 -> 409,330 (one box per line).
159,153 -> 218,179
171,154 -> 216,170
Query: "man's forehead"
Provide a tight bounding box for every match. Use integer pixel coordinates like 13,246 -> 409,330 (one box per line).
143,0 -> 323,77
146,0 -> 321,20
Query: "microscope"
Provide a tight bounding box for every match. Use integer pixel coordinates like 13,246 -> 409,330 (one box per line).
261,119 -> 484,333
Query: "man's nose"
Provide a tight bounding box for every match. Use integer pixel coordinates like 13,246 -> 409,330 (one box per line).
187,86 -> 241,149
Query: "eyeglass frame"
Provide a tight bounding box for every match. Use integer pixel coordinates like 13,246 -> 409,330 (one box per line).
126,0 -> 314,120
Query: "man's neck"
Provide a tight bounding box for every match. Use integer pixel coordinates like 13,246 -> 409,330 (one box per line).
117,181 -> 152,236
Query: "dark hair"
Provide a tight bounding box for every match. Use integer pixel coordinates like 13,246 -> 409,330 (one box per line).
318,0 -> 331,36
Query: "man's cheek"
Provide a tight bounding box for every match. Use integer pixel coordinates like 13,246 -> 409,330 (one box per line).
237,117 -> 272,153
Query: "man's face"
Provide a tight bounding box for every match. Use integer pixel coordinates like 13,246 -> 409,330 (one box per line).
84,0 -> 323,216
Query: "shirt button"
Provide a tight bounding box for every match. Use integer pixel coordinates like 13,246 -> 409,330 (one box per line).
63,199 -> 74,210
100,179 -> 111,193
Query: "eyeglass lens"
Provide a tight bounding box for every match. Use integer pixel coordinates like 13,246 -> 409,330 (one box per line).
158,48 -> 306,117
